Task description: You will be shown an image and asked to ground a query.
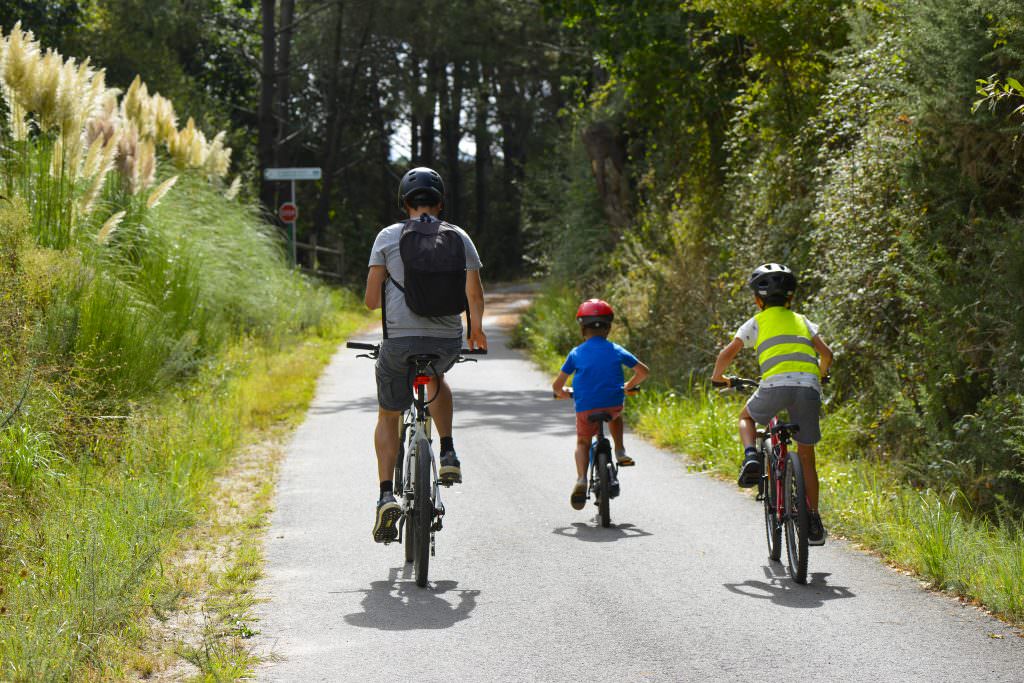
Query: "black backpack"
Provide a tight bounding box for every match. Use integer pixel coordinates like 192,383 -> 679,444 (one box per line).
383,217 -> 470,336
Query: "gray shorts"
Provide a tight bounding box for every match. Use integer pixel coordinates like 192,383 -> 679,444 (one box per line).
375,336 -> 462,412
745,386 -> 822,445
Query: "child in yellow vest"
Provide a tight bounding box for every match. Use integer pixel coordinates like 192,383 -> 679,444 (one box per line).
711,263 -> 834,544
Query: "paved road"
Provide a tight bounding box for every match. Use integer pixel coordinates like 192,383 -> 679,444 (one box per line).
254,291 -> 1023,682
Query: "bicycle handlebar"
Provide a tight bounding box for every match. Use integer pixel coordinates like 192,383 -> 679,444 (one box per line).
713,376 -> 760,391
552,386 -> 641,399
346,341 -> 488,356
713,374 -> 828,391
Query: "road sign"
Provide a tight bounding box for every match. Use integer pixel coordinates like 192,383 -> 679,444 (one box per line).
279,202 -> 298,222
264,167 -> 322,181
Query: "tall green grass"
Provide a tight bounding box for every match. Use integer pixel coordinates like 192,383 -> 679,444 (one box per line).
0,25 -> 370,678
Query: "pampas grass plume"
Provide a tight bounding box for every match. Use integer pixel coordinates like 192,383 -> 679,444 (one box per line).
95,210 -> 125,244
146,175 -> 178,209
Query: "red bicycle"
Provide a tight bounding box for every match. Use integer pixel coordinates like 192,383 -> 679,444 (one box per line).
715,376 -> 810,584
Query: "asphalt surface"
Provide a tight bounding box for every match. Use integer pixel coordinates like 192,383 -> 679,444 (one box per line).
254,292 -> 1024,682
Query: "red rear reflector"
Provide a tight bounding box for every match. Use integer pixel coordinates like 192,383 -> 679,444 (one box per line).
413,375 -> 431,389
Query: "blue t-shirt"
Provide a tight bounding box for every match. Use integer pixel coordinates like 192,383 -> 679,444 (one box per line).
561,336 -> 639,412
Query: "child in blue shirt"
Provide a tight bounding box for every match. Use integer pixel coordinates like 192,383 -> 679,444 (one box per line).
552,299 -> 649,510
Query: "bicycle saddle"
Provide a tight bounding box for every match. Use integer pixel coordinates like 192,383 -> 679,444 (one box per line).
587,412 -> 613,424
772,422 -> 800,435
406,353 -> 442,364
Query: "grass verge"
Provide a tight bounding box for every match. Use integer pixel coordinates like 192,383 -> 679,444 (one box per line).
0,299 -> 372,681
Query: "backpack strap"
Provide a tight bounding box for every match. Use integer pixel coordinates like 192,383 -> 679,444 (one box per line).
380,277 -> 389,339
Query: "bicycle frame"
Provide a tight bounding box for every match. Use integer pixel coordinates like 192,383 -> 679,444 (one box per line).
587,415 -> 618,528
760,417 -> 790,523
397,371 -> 444,545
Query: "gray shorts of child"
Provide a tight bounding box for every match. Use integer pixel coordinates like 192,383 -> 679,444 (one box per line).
745,386 -> 822,445
375,336 -> 462,412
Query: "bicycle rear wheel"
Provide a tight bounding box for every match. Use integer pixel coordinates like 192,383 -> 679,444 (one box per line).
783,451 -> 809,584
413,438 -> 433,587
402,430 -> 415,563
762,445 -> 782,562
596,445 -> 612,528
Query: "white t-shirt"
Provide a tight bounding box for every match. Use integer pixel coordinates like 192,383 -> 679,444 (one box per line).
735,314 -> 822,392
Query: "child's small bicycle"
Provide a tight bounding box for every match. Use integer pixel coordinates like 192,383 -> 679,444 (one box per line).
714,376 -> 811,584
555,387 -> 636,528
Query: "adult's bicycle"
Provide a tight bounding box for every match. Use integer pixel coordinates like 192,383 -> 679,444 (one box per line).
348,341 -> 485,587
714,376 -> 811,584
554,387 -> 636,528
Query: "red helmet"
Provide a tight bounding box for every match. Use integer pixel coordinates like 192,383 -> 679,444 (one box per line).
576,298 -> 614,328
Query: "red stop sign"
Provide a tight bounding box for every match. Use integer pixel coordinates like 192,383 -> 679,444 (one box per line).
279,202 -> 298,222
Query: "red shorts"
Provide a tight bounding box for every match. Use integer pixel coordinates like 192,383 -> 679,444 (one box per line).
575,406 -> 623,440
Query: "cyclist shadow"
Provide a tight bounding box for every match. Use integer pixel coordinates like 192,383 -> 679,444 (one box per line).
341,565 -> 480,631
551,522 -> 653,542
722,566 -> 855,609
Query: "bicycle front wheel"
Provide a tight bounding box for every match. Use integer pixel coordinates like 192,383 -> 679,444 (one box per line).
596,446 -> 612,528
783,451 -> 809,584
413,438 -> 433,587
762,446 -> 782,562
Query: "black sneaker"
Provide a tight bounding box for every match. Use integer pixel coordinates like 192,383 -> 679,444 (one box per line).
737,453 -> 762,488
570,481 -> 587,510
439,449 -> 462,485
808,511 -> 827,546
372,494 -> 401,543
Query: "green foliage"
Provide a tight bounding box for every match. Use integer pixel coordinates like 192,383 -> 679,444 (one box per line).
510,283 -> 580,372
536,0 -> 1024,516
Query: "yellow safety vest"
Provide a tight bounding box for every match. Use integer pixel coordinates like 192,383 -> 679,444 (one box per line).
754,307 -> 819,379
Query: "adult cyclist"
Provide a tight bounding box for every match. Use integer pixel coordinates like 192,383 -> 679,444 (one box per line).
364,167 -> 487,543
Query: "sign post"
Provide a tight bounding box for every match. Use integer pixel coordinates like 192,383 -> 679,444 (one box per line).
263,167 -> 322,267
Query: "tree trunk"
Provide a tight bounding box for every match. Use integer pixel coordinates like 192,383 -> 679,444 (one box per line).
473,65 -> 491,238
440,60 -> 464,224
495,70 -> 530,274
413,56 -> 438,167
258,0 -> 278,210
313,3 -> 345,241
580,120 -> 630,230
275,0 -> 295,167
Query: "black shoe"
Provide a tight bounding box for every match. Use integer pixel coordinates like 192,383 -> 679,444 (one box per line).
808,511 -> 827,546
439,449 -> 462,485
372,494 -> 401,543
737,453 -> 762,488
570,481 -> 587,510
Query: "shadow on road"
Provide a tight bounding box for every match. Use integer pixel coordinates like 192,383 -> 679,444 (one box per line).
552,522 -> 653,542
310,387 -> 577,435
723,565 -> 855,608
341,565 -> 480,631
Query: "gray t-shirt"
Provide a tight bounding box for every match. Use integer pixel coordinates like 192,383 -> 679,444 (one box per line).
368,216 -> 483,338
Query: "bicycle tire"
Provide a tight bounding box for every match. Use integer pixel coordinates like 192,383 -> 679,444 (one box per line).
403,446 -> 414,565
394,421 -> 409,496
783,451 -> 809,584
762,444 -> 782,562
399,425 -> 415,563
413,438 -> 432,587
596,444 -> 612,528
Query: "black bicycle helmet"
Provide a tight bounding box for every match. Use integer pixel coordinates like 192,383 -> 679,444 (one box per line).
748,263 -> 797,301
397,166 -> 445,208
